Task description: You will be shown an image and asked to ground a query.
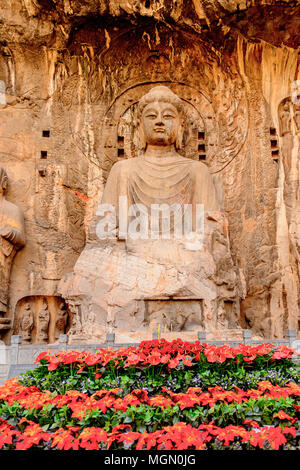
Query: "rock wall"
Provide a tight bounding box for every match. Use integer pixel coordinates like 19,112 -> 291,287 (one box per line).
0,0 -> 299,342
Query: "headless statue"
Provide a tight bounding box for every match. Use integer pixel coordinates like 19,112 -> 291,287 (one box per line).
0,167 -> 25,314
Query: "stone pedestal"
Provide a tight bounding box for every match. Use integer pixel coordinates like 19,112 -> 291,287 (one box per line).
59,212 -> 241,342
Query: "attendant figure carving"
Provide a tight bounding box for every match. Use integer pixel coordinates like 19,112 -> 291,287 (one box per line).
19,303 -> 34,343
293,103 -> 300,133
54,302 -> 68,341
279,102 -> 292,136
36,302 -> 50,343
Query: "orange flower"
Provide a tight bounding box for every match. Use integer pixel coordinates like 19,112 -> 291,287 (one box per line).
243,355 -> 256,362
51,428 -> 79,450
16,420 -> 50,450
117,431 -> 140,446
273,410 -> 294,421
0,421 -> 21,449
78,427 -> 108,450
243,419 -> 260,428
168,356 -> 180,369
149,395 -> 174,409
215,425 -> 246,446
182,356 -> 193,367
282,426 -> 297,437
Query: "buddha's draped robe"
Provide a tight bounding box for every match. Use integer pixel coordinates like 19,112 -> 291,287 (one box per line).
101,154 -> 219,236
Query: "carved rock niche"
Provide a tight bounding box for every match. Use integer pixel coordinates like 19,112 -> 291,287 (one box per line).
100,81 -> 247,181
14,296 -> 71,344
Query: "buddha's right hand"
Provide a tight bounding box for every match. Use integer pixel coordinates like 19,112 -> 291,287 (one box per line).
0,225 -> 12,239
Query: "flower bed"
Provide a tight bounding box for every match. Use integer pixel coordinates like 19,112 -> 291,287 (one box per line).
0,339 -> 299,450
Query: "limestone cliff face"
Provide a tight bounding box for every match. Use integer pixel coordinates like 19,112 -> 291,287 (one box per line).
0,0 -> 299,341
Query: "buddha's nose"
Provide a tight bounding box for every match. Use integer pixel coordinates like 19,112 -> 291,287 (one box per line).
155,112 -> 165,125
155,117 -> 164,126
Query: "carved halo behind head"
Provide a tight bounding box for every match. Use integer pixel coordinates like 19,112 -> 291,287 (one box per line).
137,85 -> 185,151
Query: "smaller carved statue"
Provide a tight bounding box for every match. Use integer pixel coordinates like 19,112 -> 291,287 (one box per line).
54,301 -> 68,341
36,301 -> 50,343
0,167 -> 25,315
293,103 -> 300,133
279,102 -> 292,136
216,301 -> 229,329
19,303 -> 34,343
67,300 -> 83,337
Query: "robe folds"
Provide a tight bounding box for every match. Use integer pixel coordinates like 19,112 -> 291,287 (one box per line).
101,154 -> 219,236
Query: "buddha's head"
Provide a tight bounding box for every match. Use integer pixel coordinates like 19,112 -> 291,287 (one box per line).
137,86 -> 184,150
0,167 -> 8,195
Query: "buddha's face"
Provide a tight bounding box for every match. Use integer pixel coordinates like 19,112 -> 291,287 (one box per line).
141,101 -> 181,147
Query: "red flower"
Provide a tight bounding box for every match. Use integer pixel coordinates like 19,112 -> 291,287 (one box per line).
243,419 -> 260,428
243,355 -> 256,362
282,426 -> 297,438
273,410 -> 294,421
205,353 -> 219,363
117,431 -> 140,446
0,421 -> 21,449
160,354 -> 171,364
78,427 -> 108,450
16,420 -> 51,450
168,356 -> 180,369
51,428 -> 80,450
182,356 -> 193,367
149,396 -> 174,409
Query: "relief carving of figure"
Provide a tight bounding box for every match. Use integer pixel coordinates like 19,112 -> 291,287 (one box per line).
54,302 -> 68,341
19,303 -> 34,343
293,103 -> 300,133
0,167 -> 25,315
36,301 -> 50,343
279,102 -> 292,136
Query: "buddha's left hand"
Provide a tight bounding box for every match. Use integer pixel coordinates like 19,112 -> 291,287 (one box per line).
0,225 -> 25,247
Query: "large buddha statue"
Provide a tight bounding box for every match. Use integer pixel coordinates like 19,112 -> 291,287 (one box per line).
60,86 -> 239,341
100,86 -> 219,234
0,167 -> 25,315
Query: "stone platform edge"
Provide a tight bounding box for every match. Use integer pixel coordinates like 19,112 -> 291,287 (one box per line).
0,330 -> 299,385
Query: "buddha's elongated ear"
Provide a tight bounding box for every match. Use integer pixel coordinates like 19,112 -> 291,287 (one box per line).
175,121 -> 184,150
2,175 -> 8,192
137,119 -> 147,150
0,168 -> 8,192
